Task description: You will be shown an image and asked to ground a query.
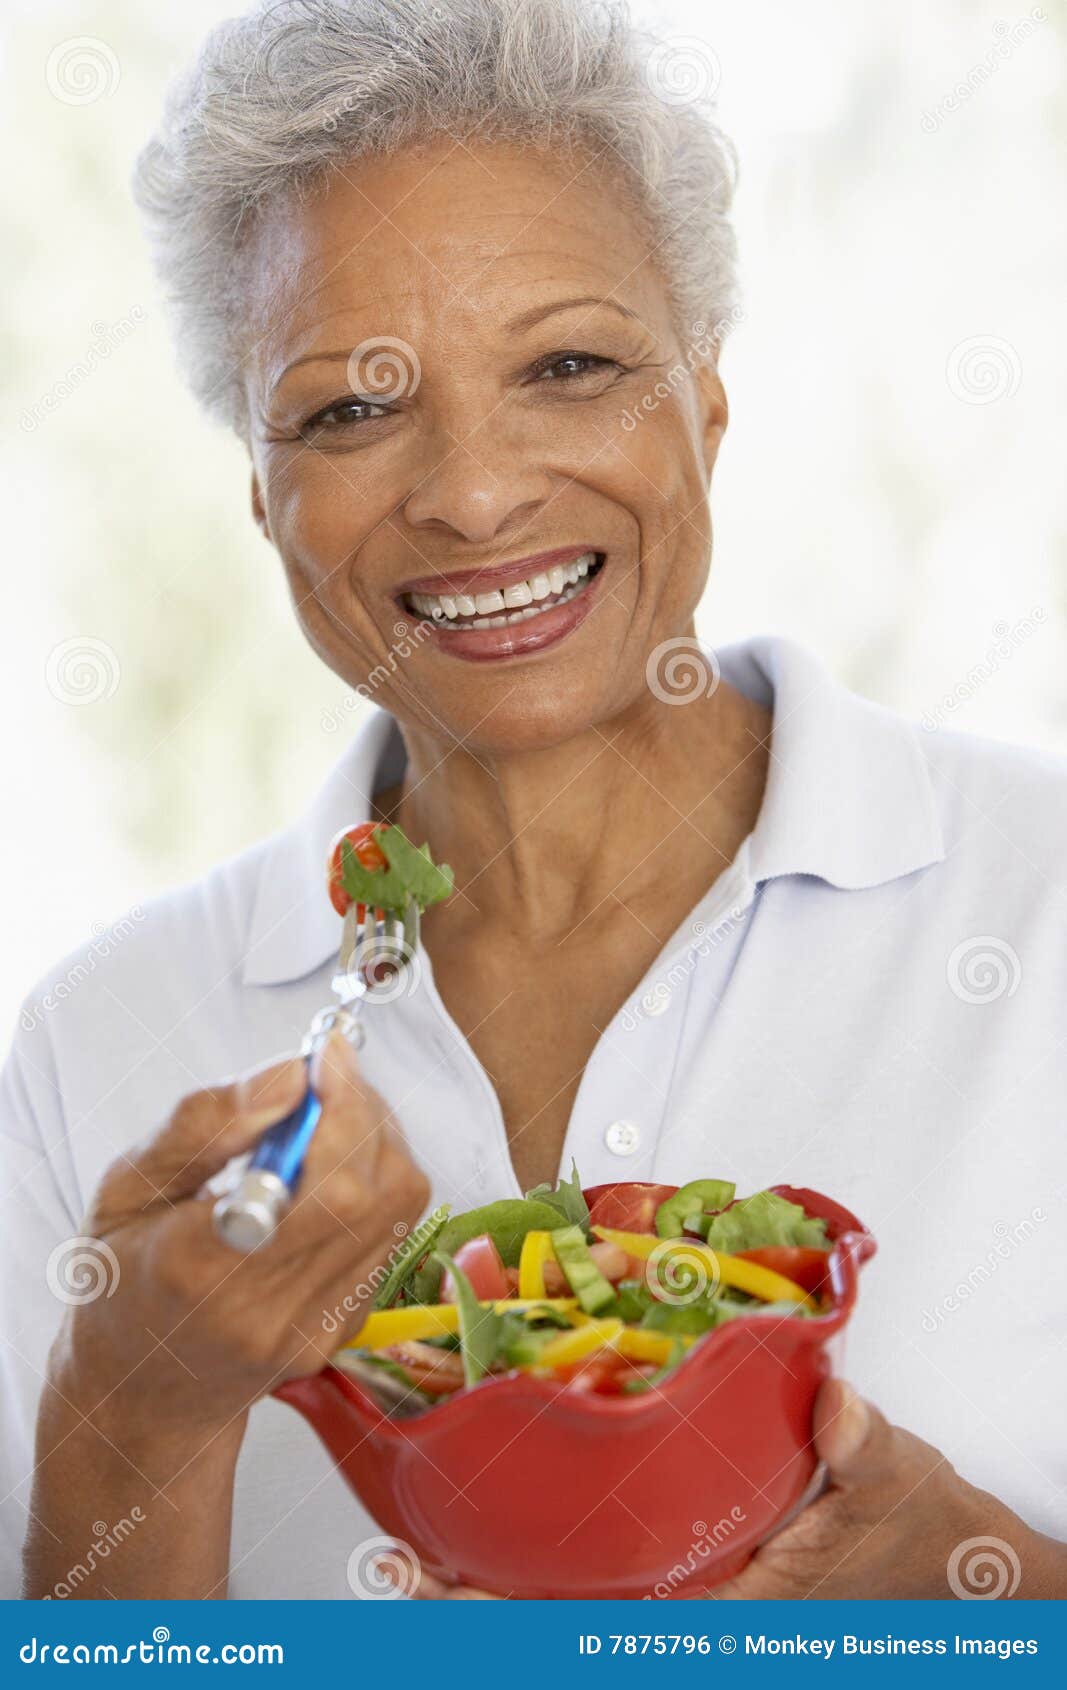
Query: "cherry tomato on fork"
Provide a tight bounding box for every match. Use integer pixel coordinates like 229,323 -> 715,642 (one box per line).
327,822 -> 389,917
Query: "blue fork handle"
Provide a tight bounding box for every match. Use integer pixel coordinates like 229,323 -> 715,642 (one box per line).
248,1059 -> 321,1187
212,1062 -> 322,1252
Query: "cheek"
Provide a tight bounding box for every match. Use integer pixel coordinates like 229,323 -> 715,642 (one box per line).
588,392 -> 713,591
261,451 -> 386,595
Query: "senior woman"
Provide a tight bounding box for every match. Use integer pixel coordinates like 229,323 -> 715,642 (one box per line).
2,0 -> 1064,1602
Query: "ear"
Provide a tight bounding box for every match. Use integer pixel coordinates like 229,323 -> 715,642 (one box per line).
250,469 -> 271,542
694,360 -> 728,478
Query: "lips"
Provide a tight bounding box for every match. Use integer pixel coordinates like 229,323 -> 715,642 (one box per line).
399,551 -> 607,663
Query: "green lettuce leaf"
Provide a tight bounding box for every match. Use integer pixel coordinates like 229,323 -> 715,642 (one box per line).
410,1197 -> 566,1302
524,1159 -> 590,1233
371,1205 -> 450,1309
340,827 -> 453,915
433,1250 -> 502,1386
702,1190 -> 829,1254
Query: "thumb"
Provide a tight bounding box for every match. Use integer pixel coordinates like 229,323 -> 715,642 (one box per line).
813,1377 -> 890,1484
96,1056 -> 308,1216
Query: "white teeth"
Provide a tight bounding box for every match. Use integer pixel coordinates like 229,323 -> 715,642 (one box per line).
406,553 -> 601,629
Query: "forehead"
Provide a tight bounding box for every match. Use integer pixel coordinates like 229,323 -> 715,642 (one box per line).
243,136 -> 671,367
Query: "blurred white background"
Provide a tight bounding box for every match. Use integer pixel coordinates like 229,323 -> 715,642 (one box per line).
2,0 -> 1064,1035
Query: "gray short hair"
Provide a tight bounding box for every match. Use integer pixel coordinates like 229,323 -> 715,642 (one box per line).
132,0 -> 738,439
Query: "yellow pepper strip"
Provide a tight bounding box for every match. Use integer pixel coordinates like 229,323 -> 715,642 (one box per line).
518,1230 -> 557,1300
591,1226 -> 810,1306
348,1298 -> 577,1352
613,1326 -> 696,1367
535,1317 -> 623,1371
349,1304 -> 458,1348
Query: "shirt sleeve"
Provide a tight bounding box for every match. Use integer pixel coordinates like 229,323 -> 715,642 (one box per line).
0,1009 -> 82,1599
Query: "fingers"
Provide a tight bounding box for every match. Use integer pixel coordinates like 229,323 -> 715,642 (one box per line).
277,1031 -> 430,1261
96,1058 -> 307,1218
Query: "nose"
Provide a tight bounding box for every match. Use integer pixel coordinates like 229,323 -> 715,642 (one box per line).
402,424 -> 556,546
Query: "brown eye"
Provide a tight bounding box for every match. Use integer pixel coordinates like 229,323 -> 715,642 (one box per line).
536,353 -> 619,381
301,396 -> 389,440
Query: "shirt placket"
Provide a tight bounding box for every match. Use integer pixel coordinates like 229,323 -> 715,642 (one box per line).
560,854 -> 758,1187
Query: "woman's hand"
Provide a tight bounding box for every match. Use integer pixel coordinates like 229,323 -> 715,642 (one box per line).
24,1030 -> 430,1597
402,1379 -> 1066,1600
708,1379 -> 1065,1599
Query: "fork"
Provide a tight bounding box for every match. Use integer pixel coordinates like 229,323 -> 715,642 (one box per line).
212,897 -> 420,1253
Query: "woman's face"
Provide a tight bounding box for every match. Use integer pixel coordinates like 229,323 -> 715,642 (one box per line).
245,138 -> 726,752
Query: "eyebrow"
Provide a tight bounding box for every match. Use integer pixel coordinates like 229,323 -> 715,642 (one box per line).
276,295 -> 640,383
503,295 -> 641,333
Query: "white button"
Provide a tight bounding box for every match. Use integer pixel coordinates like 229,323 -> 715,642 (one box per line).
604,1119 -> 641,1156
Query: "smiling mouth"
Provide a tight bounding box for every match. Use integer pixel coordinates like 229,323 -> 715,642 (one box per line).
401,552 -> 606,630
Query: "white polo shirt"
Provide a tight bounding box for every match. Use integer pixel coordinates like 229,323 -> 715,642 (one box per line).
1,636 -> 1064,1598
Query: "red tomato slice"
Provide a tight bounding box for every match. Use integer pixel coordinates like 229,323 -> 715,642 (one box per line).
585,1182 -> 678,1235
557,1350 -> 650,1396
327,822 -> 389,917
734,1246 -> 832,1296
441,1235 -> 510,1303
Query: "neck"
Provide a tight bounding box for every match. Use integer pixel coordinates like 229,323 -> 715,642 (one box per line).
378,677 -> 772,943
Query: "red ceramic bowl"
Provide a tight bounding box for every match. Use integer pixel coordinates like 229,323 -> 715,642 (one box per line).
276,1184 -> 874,1598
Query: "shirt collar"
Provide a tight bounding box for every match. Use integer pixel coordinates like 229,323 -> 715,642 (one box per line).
241,635 -> 944,986
719,635 -> 944,892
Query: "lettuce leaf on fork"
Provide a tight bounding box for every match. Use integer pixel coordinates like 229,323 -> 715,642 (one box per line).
340,826 -> 453,914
